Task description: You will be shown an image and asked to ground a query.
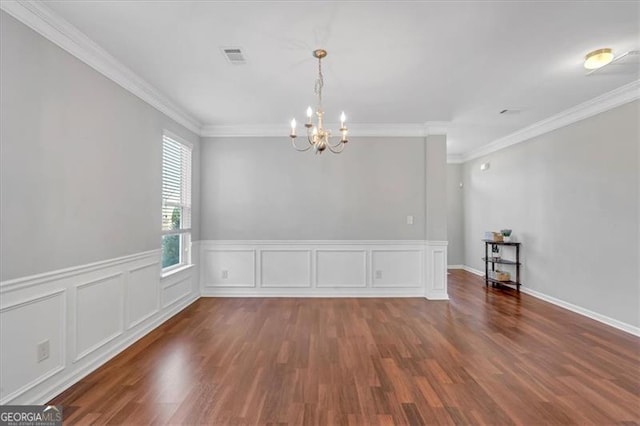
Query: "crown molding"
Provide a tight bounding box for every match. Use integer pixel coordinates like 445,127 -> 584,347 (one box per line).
201,124 -> 292,138
424,121 -> 449,136
201,121 -> 450,138
0,0 -> 202,135
446,154 -> 464,164
462,79 -> 640,163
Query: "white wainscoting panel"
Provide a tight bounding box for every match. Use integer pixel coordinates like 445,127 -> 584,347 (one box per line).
261,250 -> 311,288
202,249 -> 255,287
199,241 -> 447,298
0,249 -> 199,405
74,273 -> 124,362
425,242 -> 449,300
372,250 -> 422,288
316,250 -> 367,288
0,290 -> 65,403
127,262 -> 160,329
162,271 -> 194,308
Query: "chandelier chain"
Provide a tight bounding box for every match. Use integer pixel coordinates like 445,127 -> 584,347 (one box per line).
314,55 -> 324,107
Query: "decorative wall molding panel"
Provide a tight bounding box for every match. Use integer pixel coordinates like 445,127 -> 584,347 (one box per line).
316,249 -> 368,288
73,272 -> 125,362
458,265 -> 640,337
127,262 -> 161,329
424,241 -> 449,300
0,250 -> 199,405
0,290 -> 66,405
260,250 -> 312,288
202,249 -> 256,287
199,240 -> 448,299
371,250 -> 422,288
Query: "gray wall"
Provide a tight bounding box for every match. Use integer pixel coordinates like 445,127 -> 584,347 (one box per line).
446,164 -> 464,265
0,11 -> 201,281
425,135 -> 448,241
200,137 -> 436,240
463,100 -> 639,327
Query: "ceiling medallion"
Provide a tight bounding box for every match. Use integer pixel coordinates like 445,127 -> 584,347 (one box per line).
289,49 -> 348,154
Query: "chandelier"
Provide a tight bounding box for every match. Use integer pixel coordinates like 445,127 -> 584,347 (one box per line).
289,49 -> 348,154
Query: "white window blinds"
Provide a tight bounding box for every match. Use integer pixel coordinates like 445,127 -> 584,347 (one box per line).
162,135 -> 192,234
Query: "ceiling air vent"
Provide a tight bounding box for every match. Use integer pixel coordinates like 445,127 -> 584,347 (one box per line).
221,47 -> 246,64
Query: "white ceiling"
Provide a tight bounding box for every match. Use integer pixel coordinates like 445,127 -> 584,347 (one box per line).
41,1 -> 640,155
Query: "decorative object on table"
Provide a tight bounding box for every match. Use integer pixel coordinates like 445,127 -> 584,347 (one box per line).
484,231 -> 503,242
289,49 -> 348,155
490,270 -> 511,282
492,245 -> 501,259
501,229 -> 512,242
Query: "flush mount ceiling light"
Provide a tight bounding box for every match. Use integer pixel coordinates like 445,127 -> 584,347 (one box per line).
584,48 -> 613,70
289,49 -> 348,154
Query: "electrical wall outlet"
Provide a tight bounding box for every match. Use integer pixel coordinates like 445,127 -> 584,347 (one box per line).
375,270 -> 382,279
221,270 -> 229,279
37,340 -> 50,363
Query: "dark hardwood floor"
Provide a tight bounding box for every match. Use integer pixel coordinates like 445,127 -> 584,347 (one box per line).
50,270 -> 640,425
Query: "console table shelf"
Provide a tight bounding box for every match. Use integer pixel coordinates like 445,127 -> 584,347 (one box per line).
483,240 -> 522,292
482,257 -> 520,265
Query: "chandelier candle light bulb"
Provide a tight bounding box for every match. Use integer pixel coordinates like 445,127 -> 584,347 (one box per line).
306,107 -> 313,126
289,49 -> 349,154
290,118 -> 297,137
340,111 -> 347,142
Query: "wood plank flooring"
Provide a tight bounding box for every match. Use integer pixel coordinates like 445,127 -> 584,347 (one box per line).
50,270 -> 640,425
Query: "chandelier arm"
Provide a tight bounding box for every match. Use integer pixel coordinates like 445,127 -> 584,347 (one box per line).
326,135 -> 344,149
291,137 -> 312,152
326,141 -> 345,154
306,127 -> 318,146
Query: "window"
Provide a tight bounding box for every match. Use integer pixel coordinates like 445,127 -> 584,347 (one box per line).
161,132 -> 192,271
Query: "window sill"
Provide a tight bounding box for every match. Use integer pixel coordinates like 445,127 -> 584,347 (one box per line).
161,263 -> 194,280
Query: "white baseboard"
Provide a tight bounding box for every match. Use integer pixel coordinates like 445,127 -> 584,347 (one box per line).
199,240 -> 448,300
0,251 -> 200,405
447,265 -> 464,269
519,287 -> 640,337
462,265 -> 484,276
455,265 -> 640,337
